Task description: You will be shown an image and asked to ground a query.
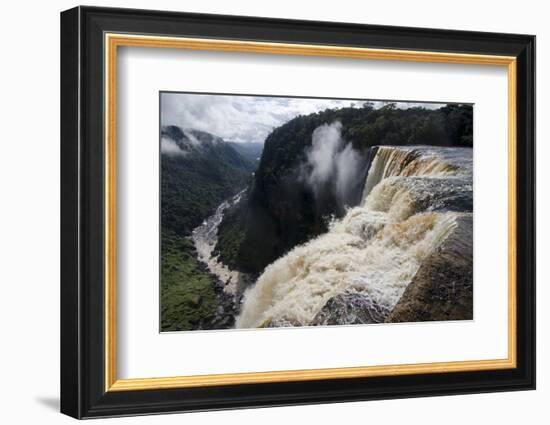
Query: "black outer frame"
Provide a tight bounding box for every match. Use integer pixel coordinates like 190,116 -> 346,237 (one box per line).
60,5 -> 536,419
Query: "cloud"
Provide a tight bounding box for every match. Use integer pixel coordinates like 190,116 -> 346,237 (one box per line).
161,93 -> 447,145
161,93 -> 357,144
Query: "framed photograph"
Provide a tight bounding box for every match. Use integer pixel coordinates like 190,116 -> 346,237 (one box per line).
60,6 -> 535,419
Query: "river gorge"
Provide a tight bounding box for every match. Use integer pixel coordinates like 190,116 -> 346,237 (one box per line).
191,145 -> 473,329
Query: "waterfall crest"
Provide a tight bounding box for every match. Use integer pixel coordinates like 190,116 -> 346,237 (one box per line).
236,145 -> 473,329
361,145 -> 469,201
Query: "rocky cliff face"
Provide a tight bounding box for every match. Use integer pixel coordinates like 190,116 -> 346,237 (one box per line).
311,292 -> 391,325
386,214 -> 473,323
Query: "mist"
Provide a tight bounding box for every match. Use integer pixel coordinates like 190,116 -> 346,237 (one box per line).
161,136 -> 186,156
303,121 -> 364,207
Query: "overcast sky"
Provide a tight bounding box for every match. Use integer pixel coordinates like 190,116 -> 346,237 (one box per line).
161,92 -> 446,144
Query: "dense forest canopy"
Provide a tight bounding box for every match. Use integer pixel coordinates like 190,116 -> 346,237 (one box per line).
161,126 -> 256,236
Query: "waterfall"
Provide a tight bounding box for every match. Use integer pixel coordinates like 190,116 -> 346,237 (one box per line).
235,145 -> 473,329
361,146 -> 461,201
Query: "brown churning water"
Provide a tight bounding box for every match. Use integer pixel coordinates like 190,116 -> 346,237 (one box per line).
236,145 -> 473,329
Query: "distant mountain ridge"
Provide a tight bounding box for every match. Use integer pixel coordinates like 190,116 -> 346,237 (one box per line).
161,126 -> 256,173
227,142 -> 264,166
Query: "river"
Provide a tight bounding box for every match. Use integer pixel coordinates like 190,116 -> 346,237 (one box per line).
191,190 -> 248,297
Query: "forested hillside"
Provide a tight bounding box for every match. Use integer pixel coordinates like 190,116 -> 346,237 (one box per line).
160,126 -> 255,331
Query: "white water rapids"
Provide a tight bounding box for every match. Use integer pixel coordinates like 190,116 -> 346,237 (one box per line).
235,145 -> 473,328
191,190 -> 246,295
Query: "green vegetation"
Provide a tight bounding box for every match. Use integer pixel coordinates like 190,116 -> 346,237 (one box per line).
160,127 -> 258,331
161,127 -> 255,236
215,198 -> 248,269
161,231 -> 217,331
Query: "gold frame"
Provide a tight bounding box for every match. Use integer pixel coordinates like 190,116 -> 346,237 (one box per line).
104,33 -> 517,392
